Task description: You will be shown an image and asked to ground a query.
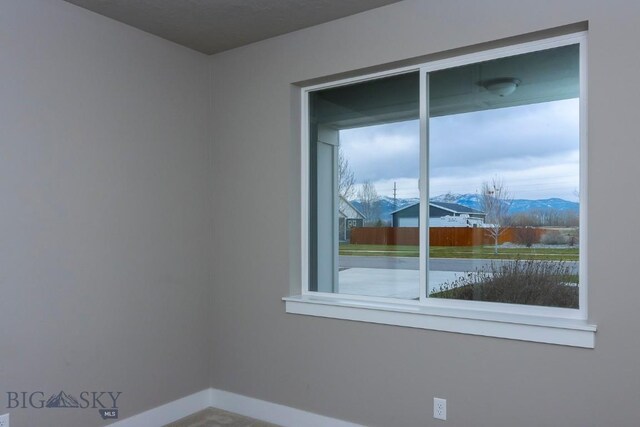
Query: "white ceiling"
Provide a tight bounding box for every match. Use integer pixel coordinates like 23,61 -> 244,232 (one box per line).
63,0 -> 403,55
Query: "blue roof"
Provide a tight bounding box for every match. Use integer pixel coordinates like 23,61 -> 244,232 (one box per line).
389,202 -> 419,215
391,202 -> 485,216
429,202 -> 484,215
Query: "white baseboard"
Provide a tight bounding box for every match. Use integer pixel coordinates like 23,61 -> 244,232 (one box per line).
111,387 -> 363,427
211,388 -> 363,427
110,389 -> 212,427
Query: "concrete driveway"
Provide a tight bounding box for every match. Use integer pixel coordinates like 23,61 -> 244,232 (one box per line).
339,255 -> 578,273
337,268 -> 467,299
336,255 -> 578,299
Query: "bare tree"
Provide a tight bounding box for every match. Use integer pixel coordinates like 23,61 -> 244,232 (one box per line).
479,177 -> 512,254
358,180 -> 381,226
338,147 -> 356,201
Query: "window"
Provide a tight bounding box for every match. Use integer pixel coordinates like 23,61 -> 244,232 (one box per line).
287,32 -> 596,348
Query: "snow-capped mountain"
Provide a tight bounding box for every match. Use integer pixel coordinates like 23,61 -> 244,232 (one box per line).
430,193 -> 579,214
350,194 -> 578,223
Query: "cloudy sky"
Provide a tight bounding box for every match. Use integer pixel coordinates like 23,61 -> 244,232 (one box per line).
339,98 -> 580,201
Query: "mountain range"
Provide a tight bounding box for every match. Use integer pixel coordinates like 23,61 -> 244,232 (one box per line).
350,193 -> 579,223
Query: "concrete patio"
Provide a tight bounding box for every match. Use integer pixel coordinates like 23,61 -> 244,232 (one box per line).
337,268 -> 467,299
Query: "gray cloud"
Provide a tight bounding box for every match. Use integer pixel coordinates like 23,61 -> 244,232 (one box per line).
339,98 -> 579,200
340,120 -> 419,182
429,99 -> 579,175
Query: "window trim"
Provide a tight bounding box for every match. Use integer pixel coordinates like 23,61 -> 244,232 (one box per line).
289,31 -> 595,347
284,294 -> 596,348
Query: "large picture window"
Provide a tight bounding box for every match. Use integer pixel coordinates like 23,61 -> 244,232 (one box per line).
291,33 -> 594,347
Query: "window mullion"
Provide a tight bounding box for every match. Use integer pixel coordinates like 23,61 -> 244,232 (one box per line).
419,67 -> 429,304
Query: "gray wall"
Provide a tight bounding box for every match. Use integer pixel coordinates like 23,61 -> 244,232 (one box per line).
4,1 -> 640,426
208,1 -> 640,426
0,1 -> 211,426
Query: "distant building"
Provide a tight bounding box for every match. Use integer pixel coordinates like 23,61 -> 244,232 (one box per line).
391,202 -> 486,227
339,196 -> 366,242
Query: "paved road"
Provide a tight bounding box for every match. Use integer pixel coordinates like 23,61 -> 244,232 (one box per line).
339,256 -> 578,273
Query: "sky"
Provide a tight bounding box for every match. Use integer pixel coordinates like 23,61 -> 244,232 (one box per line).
339,98 -> 580,201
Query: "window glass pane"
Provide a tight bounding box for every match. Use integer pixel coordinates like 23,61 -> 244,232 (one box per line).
427,44 -> 580,308
309,72 -> 420,299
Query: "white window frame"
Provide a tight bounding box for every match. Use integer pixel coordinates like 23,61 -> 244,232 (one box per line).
285,32 -> 596,348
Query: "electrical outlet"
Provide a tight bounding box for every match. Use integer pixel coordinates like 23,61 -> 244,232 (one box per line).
0,413 -> 9,427
434,397 -> 446,421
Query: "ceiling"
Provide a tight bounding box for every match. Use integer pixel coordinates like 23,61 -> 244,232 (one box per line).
63,0 -> 403,55
313,43 -> 579,128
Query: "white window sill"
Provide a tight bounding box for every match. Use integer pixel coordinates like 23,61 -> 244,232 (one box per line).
283,295 -> 596,348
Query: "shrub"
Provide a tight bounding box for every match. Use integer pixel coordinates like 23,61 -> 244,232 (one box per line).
514,227 -> 538,247
430,259 -> 578,308
566,229 -> 579,247
540,230 -> 569,245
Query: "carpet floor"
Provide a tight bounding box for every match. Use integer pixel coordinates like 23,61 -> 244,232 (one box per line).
163,407 -> 281,427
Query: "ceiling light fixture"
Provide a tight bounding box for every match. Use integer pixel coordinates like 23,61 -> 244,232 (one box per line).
480,77 -> 521,97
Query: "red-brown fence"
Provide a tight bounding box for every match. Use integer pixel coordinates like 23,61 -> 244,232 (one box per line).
349,227 -> 546,246
349,227 -> 419,245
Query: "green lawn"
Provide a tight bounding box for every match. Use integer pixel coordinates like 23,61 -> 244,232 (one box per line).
339,244 -> 578,261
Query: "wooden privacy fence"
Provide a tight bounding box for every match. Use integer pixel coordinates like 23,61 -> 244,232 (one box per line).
350,227 -> 420,245
350,227 -> 546,246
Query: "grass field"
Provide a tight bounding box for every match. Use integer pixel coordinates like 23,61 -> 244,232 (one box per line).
339,244 -> 578,261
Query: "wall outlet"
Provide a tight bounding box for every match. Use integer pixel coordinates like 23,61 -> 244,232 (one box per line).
434,397 -> 446,421
0,413 -> 9,427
